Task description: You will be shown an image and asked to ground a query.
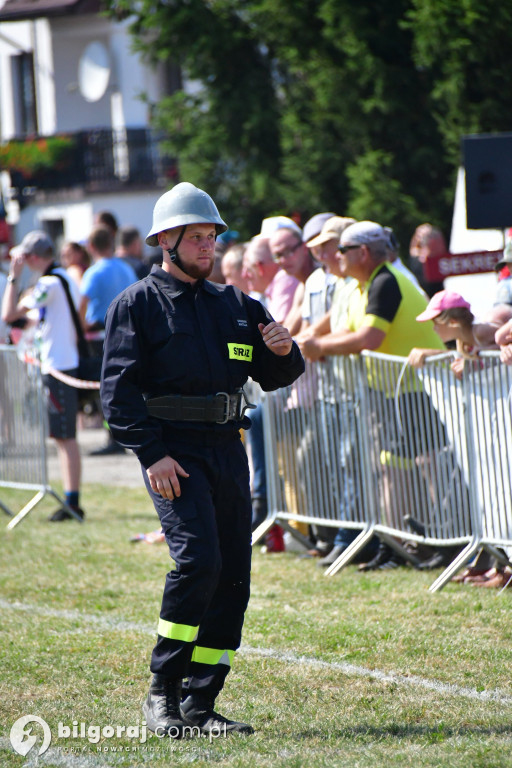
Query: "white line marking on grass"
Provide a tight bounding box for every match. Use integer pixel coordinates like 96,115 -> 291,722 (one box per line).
242,645 -> 512,705
2,598 -> 512,707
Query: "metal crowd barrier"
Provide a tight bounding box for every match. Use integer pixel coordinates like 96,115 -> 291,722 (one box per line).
0,345 -> 71,529
252,351 -> 512,591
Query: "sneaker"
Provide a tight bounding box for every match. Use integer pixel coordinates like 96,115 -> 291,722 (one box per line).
48,506 -> 85,522
318,544 -> 347,567
377,553 -> 405,570
416,548 -> 458,570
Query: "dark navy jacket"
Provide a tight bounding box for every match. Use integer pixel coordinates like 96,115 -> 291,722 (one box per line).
101,266 -> 304,469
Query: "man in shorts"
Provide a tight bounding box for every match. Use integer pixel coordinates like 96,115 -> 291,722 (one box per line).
2,231 -> 84,521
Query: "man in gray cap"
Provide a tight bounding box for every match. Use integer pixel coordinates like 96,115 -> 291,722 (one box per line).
298,220 -> 444,569
2,230 -> 84,521
299,221 -> 442,360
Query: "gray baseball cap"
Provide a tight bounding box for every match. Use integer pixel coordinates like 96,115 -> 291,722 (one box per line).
340,220 -> 388,247
11,230 -> 54,258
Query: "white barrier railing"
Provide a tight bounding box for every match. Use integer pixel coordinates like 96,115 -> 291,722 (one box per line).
4,342 -> 511,574
0,345 -> 72,528
254,351 -> 512,591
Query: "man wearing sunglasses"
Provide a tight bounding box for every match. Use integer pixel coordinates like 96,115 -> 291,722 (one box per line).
299,221 -> 440,360
298,220 -> 444,570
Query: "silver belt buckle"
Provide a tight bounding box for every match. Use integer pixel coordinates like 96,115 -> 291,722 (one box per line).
215,392 -> 230,424
240,387 -> 256,418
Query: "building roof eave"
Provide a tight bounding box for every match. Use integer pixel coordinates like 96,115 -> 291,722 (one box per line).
0,0 -> 102,22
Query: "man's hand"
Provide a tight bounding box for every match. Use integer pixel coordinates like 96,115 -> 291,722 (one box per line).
297,334 -> 324,362
258,321 -> 293,356
294,326 -> 316,346
147,456 -> 189,500
500,345 -> 512,366
408,348 -> 429,368
450,357 -> 465,379
8,250 -> 26,281
495,318 -> 512,347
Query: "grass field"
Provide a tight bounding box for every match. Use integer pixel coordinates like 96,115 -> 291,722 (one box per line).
1,483 -> 512,768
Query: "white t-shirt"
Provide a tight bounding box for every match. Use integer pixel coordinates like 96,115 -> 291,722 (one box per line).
21,268 -> 80,374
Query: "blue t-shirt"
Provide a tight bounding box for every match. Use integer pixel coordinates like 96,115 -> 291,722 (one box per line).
81,258 -> 137,325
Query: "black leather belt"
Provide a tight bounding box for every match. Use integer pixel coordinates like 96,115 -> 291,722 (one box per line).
145,389 -> 255,424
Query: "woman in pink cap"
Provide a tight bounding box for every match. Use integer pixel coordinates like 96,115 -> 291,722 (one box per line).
409,289 -> 512,378
410,289 -> 512,587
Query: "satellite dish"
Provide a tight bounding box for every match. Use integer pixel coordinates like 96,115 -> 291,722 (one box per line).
78,41 -> 111,102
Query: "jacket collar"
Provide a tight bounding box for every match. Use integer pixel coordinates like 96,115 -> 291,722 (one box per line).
150,265 -> 222,299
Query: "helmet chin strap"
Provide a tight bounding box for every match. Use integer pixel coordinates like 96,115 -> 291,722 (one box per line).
168,225 -> 188,274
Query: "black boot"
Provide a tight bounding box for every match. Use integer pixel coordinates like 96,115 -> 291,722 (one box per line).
180,693 -> 254,735
416,545 -> 462,570
358,540 -> 405,571
142,674 -> 184,738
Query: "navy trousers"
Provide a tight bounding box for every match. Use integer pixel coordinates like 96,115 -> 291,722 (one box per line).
142,432 -> 252,697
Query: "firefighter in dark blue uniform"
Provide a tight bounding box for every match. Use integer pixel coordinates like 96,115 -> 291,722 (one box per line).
101,182 -> 304,737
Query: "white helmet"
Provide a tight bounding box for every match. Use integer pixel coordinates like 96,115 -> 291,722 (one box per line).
146,182 -> 228,247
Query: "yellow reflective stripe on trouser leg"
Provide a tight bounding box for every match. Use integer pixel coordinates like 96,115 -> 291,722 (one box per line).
157,619 -> 199,642
190,646 -> 235,667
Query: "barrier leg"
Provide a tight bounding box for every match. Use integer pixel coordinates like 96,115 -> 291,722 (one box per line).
0,500 -> 13,517
6,488 -> 83,529
6,490 -> 46,530
252,516 -> 276,546
428,538 -> 481,593
325,526 -> 376,576
277,517 -> 314,549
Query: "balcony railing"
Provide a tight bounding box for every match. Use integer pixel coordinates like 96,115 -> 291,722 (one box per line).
3,128 -> 177,201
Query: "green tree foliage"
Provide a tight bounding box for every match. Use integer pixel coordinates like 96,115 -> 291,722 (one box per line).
106,0 -> 511,246
406,0 -> 512,165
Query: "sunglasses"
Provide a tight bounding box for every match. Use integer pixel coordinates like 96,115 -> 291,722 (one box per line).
272,241 -> 302,262
338,244 -> 361,254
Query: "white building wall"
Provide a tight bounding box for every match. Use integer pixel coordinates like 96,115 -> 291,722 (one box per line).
33,18 -> 56,135
109,21 -> 151,128
0,21 -> 32,139
14,188 -> 163,254
51,16 -> 114,132
0,11 -> 171,235
0,14 -> 164,138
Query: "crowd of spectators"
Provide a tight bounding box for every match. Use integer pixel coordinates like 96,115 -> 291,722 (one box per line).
1,202 -> 512,589
224,213 -> 512,584
0,212 -> 153,519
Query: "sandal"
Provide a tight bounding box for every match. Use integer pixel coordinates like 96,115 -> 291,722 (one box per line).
451,567 -> 488,584
472,568 -> 512,589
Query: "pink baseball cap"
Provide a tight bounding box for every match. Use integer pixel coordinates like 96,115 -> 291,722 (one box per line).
416,290 -> 471,322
